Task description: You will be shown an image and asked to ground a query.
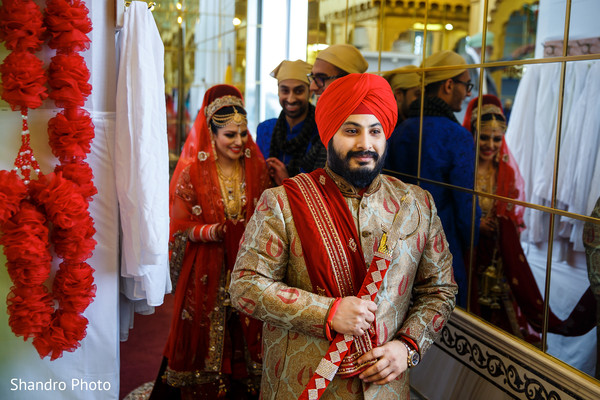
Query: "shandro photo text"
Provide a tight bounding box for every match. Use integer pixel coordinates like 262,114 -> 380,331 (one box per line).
10,378 -> 112,391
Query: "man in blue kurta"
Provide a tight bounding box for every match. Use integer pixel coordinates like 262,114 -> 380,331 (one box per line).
256,60 -> 325,185
385,50 -> 481,307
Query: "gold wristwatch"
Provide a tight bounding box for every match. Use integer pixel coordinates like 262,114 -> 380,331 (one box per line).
400,340 -> 420,368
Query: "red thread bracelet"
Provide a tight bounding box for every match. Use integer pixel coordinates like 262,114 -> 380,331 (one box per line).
325,297 -> 342,341
398,334 -> 419,353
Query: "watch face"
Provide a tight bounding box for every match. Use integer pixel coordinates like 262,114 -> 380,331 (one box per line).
410,352 -> 420,366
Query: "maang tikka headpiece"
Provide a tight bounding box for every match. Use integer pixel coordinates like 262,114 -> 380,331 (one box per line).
471,104 -> 506,130
205,95 -> 247,128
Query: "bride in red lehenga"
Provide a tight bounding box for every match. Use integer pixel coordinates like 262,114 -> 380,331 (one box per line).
464,94 -> 597,344
463,94 -> 541,343
150,85 -> 269,399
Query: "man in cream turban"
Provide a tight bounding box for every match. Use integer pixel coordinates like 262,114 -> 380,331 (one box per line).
256,59 -> 326,185
386,50 -> 480,308
383,65 -> 421,124
309,44 -> 369,96
231,73 -> 457,399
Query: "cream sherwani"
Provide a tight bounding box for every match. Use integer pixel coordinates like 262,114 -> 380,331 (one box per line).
230,169 -> 457,399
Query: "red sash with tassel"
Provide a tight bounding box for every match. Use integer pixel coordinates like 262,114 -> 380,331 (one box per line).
283,169 -> 400,399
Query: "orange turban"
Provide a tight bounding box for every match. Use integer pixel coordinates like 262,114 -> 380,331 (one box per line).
315,73 -> 398,148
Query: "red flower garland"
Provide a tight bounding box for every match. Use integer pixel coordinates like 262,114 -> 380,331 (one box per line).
0,0 -> 45,52
0,0 -> 96,360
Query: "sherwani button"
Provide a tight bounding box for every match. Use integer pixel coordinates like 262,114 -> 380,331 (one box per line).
362,231 -> 371,238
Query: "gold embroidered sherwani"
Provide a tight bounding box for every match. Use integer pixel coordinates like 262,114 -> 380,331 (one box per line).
230,168 -> 457,399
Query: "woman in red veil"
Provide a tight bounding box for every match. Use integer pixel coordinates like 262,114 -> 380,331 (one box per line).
151,85 -> 269,399
463,94 -> 597,343
462,94 -> 539,342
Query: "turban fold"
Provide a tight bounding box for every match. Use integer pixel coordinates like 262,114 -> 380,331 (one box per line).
316,44 -> 369,74
270,59 -> 312,84
383,65 -> 421,91
423,50 -> 466,85
315,73 -> 398,148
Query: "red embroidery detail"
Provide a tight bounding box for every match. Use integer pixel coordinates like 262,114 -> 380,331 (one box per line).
347,378 -> 360,394
432,314 -> 444,332
237,270 -> 256,278
237,297 -> 256,314
298,366 -> 307,385
377,322 -> 389,345
240,233 -> 245,245
424,194 -> 431,209
266,323 -> 276,332
276,288 -> 299,304
373,237 -> 379,253
277,194 -> 284,211
275,358 -> 282,378
383,197 -> 399,214
257,196 -> 269,212
266,235 -> 283,258
398,275 -> 409,296
290,332 -> 299,340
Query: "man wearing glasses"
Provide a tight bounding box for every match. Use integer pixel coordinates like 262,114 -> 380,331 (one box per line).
257,60 -> 326,185
385,50 -> 481,309
308,44 -> 369,96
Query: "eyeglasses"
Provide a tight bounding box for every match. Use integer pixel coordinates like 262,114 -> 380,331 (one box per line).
307,73 -> 345,88
452,79 -> 474,92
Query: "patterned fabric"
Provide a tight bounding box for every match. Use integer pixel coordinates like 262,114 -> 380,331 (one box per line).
385,109 -> 481,308
230,169 -> 457,399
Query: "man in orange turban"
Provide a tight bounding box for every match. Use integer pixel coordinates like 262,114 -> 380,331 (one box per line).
231,73 -> 457,400
315,73 -> 397,188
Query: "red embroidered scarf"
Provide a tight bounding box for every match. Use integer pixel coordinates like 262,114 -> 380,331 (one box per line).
283,169 -> 366,296
283,168 -> 375,376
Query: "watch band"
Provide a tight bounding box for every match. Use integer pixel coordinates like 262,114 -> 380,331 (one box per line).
400,339 -> 420,368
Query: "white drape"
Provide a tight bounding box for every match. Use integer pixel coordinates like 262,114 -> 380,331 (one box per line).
115,1 -> 171,341
506,61 -> 600,247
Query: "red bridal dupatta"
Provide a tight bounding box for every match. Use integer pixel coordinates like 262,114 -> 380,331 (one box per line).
165,85 -> 269,373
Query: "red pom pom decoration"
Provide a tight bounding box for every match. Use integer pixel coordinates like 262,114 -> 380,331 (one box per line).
0,51 -> 48,110
44,0 -> 92,53
48,53 -> 91,108
0,0 -> 45,52
0,170 -> 28,225
48,109 -> 95,161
